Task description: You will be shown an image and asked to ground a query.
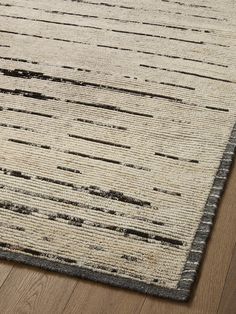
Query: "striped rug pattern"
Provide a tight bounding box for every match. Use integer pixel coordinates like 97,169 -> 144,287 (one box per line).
0,0 -> 235,301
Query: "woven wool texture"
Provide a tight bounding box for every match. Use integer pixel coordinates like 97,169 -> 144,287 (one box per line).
0,0 -> 236,301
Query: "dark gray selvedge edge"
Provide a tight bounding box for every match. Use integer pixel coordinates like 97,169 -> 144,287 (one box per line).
0,123 -> 235,302
177,122 -> 236,299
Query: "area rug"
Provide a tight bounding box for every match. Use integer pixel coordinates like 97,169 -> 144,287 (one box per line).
0,0 -> 235,302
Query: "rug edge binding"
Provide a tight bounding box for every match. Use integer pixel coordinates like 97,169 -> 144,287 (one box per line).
178,121 -> 236,300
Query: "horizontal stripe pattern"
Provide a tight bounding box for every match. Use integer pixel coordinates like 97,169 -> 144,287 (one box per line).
0,0 -> 235,301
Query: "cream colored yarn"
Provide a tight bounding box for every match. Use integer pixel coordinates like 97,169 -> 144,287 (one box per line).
0,0 -> 235,300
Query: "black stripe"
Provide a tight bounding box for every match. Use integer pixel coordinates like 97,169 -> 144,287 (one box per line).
0,29 -> 89,46
0,14 -> 102,30
66,0 -> 135,10
205,106 -> 229,112
153,187 -> 181,197
65,150 -> 121,165
106,17 -> 212,33
75,118 -> 127,130
155,152 -> 199,164
8,139 -> 51,150
140,64 -> 234,83
0,68 -> 183,102
110,28 -> 205,45
190,14 -> 226,21
36,176 -> 77,189
160,82 -> 195,90
57,166 -> 82,174
67,99 -> 153,118
68,134 -> 131,149
0,44 -> 10,47
0,122 -> 36,132
0,167 -> 31,179
0,3 -> 98,18
0,200 -> 38,215
64,150 -> 150,171
0,86 -> 59,101
161,0 -> 213,9
5,107 -> 55,118
0,56 -> 39,64
81,185 -> 151,207
123,228 -> 183,246
38,178 -> 152,207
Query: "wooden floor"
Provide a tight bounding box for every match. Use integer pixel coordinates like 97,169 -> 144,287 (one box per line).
0,163 -> 235,314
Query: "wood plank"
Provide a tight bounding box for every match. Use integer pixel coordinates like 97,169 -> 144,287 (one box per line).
0,263 -> 77,314
0,261 -> 13,287
139,162 -> 236,314
218,243 -> 236,314
63,280 -> 146,314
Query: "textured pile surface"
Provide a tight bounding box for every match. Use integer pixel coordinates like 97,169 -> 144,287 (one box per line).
0,0 -> 236,301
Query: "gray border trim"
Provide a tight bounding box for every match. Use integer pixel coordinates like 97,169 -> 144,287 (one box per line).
0,123 -> 235,302
177,122 -> 236,298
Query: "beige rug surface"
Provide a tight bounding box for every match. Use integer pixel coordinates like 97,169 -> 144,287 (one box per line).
0,0 -> 235,301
